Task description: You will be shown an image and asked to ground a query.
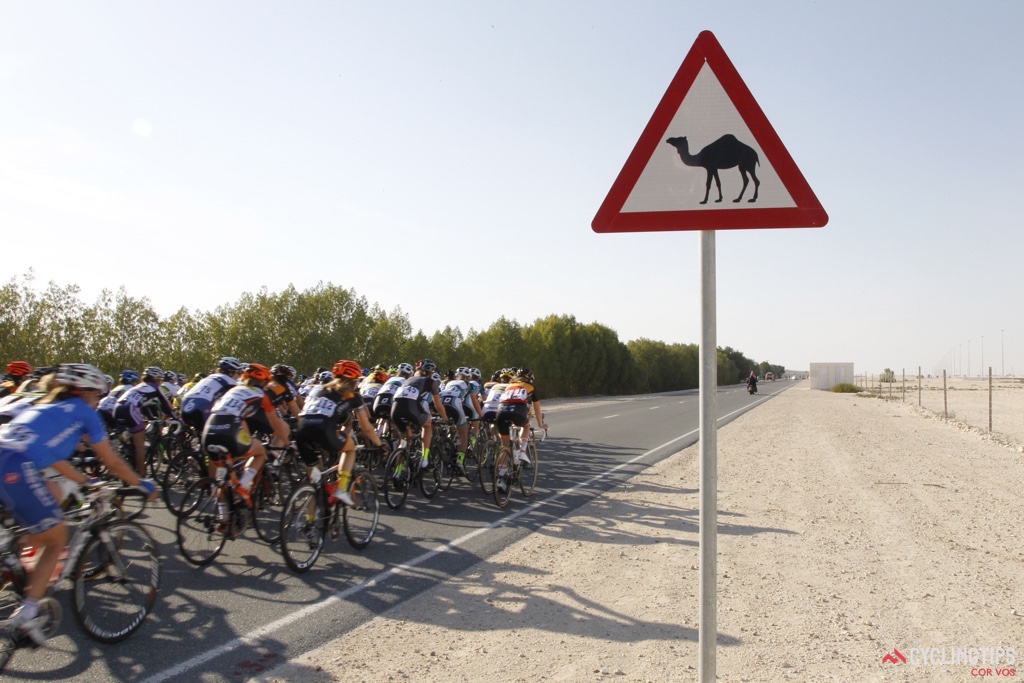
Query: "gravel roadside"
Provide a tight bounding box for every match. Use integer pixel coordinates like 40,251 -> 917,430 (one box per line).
254,382 -> 1024,683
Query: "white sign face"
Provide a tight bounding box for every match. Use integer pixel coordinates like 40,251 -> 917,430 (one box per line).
622,64 -> 796,213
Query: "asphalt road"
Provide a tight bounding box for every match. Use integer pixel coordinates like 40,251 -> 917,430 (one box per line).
2,380 -> 791,682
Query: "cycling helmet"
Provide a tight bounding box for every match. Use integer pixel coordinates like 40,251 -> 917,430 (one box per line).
396,362 -> 414,377
499,370 -> 513,382
164,370 -> 177,381
360,367 -> 370,377
332,359 -> 362,380
217,356 -> 243,373
242,362 -> 272,382
456,367 -> 472,380
470,368 -> 481,380
371,370 -> 388,384
417,359 -> 436,373
120,369 -> 140,383
490,370 -> 501,382
55,363 -> 109,392
103,374 -> 114,388
271,363 -> 293,379
431,372 -> 442,383
318,370 -> 333,383
297,374 -> 307,383
142,366 -> 164,381
5,361 -> 32,377
192,372 -> 207,382
286,365 -> 297,379
517,367 -> 534,381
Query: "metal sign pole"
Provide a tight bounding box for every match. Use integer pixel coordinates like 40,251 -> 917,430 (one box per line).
698,230 -> 718,682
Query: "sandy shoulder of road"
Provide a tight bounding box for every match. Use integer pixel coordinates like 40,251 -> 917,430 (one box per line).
255,383 -> 1024,683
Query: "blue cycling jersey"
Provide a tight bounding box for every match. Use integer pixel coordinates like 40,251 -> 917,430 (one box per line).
0,397 -> 108,468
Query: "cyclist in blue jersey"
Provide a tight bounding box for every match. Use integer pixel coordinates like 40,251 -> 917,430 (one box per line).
0,364 -> 156,646
180,357 -> 242,433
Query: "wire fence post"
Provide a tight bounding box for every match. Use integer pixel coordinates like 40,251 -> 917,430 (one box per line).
918,366 -> 922,406
943,369 -> 947,419
902,368 -> 905,402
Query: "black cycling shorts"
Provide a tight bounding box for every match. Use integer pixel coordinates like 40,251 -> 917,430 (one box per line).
391,398 -> 428,433
495,403 -> 529,436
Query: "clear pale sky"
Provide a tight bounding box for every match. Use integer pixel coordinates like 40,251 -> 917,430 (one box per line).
2,2 -> 1021,377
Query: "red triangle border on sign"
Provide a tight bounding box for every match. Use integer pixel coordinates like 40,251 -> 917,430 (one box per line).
592,30 -> 828,233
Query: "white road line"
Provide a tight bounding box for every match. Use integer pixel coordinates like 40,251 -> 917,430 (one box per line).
140,400 -> 761,683
649,406 -> 659,410
603,414 -> 618,419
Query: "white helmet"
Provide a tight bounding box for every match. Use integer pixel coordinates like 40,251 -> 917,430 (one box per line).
56,363 -> 109,392
397,362 -> 414,377
143,366 -> 164,381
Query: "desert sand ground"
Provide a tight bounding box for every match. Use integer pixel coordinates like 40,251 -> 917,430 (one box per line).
254,381 -> 1024,683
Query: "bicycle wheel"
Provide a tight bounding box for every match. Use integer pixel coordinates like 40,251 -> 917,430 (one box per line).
382,449 -> 409,511
275,450 -> 307,504
145,436 -> 169,479
478,440 -> 497,494
254,471 -> 285,545
162,449 -> 205,517
343,469 -> 380,549
419,450 -> 441,499
493,447 -> 514,508
112,488 -> 147,522
280,484 -> 326,573
461,446 -> 480,486
72,521 -> 159,643
175,478 -> 228,566
438,439 -> 455,492
519,442 -> 539,497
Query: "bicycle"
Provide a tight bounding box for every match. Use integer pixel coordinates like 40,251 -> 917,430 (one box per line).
174,452 -> 282,566
279,459 -> 380,573
475,421 -> 501,495
492,425 -> 540,508
0,483 -> 160,669
381,433 -> 440,510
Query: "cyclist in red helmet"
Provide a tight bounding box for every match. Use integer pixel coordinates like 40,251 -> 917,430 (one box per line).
294,360 -> 384,505
202,362 -> 290,506
1,361 -> 34,400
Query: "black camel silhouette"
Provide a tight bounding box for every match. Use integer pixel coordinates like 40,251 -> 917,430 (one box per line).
665,135 -> 760,204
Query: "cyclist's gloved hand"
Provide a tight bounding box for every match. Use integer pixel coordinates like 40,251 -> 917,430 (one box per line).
81,477 -> 103,491
136,478 -> 157,499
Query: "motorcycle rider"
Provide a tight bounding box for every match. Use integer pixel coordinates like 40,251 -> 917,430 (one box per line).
747,371 -> 758,394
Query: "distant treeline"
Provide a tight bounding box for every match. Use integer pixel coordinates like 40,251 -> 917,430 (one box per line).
0,271 -> 785,398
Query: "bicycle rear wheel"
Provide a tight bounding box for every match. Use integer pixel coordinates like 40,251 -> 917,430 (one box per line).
72,521 -> 160,643
175,478 -> 228,566
253,471 -> 285,545
419,451 -> 441,499
493,447 -> 514,508
383,450 -> 410,511
280,485 -> 325,573
162,449 -> 205,517
438,439 -> 455,492
461,447 -> 480,486
478,440 -> 497,494
519,442 -> 539,497
343,469 -> 380,550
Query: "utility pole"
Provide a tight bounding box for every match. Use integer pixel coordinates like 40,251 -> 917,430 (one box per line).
982,335 -> 985,378
1002,329 -> 1005,377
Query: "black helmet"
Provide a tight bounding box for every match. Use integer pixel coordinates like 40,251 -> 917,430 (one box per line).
270,363 -> 293,379
417,359 -> 436,373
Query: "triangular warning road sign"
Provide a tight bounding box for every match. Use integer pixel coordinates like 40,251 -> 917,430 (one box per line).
592,31 -> 827,233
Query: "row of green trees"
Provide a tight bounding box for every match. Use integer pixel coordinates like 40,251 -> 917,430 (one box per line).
0,272 -> 784,398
